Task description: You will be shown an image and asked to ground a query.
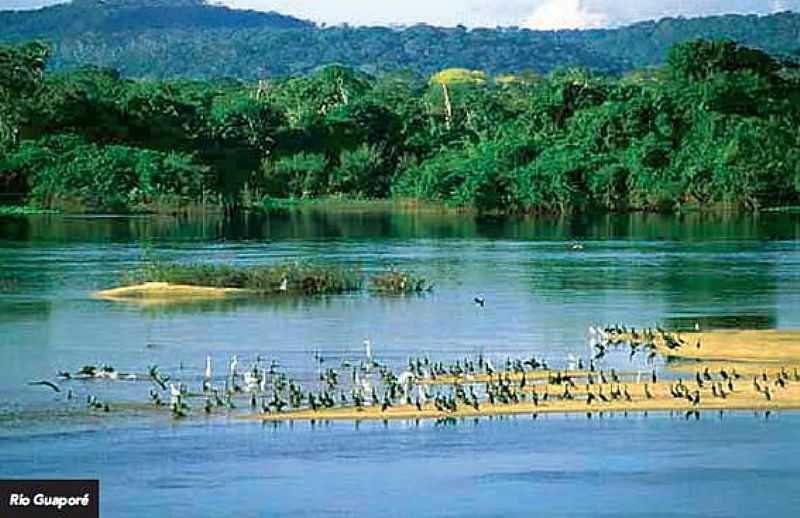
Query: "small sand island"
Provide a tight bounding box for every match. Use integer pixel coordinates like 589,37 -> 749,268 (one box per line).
95,282 -> 250,302
616,328 -> 800,362
94,261 -> 431,303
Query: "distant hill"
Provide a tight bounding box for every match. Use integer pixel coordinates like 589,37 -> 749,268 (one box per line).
0,0 -> 312,39
1,0 -> 800,79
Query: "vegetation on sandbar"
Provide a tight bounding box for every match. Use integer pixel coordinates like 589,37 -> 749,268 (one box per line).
115,260 -> 434,298
369,269 -> 433,294
128,261 -> 361,296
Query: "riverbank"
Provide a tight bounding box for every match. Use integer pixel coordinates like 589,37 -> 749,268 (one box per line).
8,197 -> 800,218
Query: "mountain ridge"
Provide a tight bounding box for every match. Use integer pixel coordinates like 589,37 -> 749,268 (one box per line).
2,1 -> 800,79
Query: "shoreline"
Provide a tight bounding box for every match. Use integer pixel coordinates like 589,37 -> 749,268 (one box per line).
5,199 -> 800,217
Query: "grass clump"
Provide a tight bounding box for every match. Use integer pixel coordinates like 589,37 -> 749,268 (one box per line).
369,269 -> 433,294
131,261 -> 361,296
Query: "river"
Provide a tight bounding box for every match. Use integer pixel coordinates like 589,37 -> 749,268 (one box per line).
1,210 -> 799,517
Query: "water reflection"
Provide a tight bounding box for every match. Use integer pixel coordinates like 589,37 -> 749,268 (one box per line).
1,209 -> 799,243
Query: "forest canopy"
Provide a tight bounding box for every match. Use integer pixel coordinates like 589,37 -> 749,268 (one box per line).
1,38 -> 799,213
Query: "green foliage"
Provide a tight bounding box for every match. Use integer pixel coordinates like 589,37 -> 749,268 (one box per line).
0,135 -> 209,211
134,260 -> 361,295
369,269 -> 432,294
262,152 -> 328,198
2,37 -> 800,213
329,144 -> 389,198
0,41 -> 49,151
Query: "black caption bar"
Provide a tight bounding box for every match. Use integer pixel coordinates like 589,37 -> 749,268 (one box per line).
0,480 -> 98,518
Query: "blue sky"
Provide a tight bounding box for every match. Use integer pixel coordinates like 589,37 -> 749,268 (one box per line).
5,0 -> 800,29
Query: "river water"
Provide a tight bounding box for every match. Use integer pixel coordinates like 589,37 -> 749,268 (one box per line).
1,210 -> 799,517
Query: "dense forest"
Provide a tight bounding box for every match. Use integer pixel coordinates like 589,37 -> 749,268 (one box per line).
2,36 -> 800,214
3,1 -> 800,79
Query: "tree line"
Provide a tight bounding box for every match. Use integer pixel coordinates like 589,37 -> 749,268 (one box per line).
1,39 -> 799,213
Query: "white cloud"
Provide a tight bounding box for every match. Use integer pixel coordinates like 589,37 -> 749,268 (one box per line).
522,0 -> 609,30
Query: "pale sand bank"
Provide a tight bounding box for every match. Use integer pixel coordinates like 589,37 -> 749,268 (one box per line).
94,282 -> 250,302
640,330 -> 800,362
242,378 -> 800,423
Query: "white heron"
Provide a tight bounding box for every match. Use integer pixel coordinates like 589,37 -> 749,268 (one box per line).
360,375 -> 372,399
279,278 -> 288,292
229,355 -> 238,380
567,353 -> 578,371
417,384 -> 428,404
169,383 -> 181,406
243,364 -> 261,392
364,339 -> 373,361
398,371 -> 415,395
205,355 -> 212,380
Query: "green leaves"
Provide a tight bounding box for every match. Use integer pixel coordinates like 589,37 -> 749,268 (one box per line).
0,135 -> 209,212
3,38 -> 800,214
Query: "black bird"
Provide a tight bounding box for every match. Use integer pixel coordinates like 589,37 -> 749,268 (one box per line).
28,380 -> 61,392
474,297 -> 486,307
644,384 -> 653,399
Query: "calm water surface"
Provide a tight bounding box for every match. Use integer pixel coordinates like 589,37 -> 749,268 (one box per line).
0,210 -> 799,517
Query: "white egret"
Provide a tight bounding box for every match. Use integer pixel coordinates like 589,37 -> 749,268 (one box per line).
205,355 -> 212,380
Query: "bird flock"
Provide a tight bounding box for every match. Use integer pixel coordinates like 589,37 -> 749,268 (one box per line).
27,324 -> 800,424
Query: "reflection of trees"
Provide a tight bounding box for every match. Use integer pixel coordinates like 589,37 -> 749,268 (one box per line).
658,244 -> 778,324
0,299 -> 53,325
663,314 -> 776,331
524,217 -> 782,328
2,210 -> 798,244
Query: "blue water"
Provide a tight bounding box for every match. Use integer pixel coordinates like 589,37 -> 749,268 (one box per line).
1,211 -> 799,516
4,414 -> 799,517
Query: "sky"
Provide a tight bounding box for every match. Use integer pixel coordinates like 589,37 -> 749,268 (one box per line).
4,0 -> 800,30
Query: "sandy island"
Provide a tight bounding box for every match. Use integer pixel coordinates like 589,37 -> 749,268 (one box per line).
631,330 -> 800,362
94,282 -> 251,302
241,374 -> 800,423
